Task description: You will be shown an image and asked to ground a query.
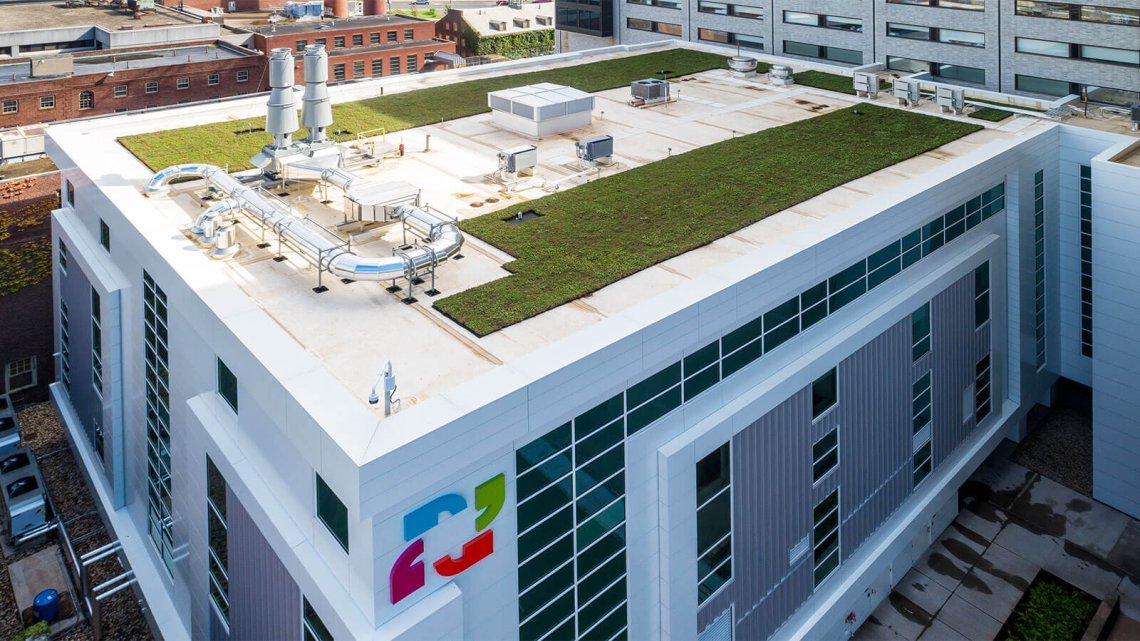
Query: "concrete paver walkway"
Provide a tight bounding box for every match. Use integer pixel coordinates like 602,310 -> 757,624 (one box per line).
854,442 -> 1140,641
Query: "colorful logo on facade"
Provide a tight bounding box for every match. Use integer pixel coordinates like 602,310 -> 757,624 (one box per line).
390,473 -> 505,604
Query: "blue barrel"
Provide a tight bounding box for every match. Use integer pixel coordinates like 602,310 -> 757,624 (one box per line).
33,589 -> 58,622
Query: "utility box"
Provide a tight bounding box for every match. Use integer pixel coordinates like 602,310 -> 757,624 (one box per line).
499,145 -> 538,175
853,72 -> 880,98
894,79 -> 920,107
576,135 -> 613,163
936,86 -> 965,114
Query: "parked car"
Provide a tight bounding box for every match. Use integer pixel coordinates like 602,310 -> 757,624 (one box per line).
412,0 -> 430,5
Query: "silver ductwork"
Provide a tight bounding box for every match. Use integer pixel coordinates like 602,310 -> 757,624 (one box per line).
266,48 -> 300,150
147,164 -> 463,282
301,45 -> 333,146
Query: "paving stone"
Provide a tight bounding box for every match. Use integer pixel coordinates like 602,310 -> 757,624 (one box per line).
1117,577 -> 1140,621
853,615 -> 910,641
1044,540 -> 1125,601
993,521 -> 1063,568
954,506 -> 1003,542
960,455 -> 1035,511
1009,474 -> 1130,557
955,543 -> 1037,623
916,618 -> 970,641
934,594 -> 1002,641
913,524 -> 987,593
893,569 -> 952,618
1107,520 -> 1140,579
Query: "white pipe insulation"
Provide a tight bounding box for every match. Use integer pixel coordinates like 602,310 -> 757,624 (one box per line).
146,164 -> 463,282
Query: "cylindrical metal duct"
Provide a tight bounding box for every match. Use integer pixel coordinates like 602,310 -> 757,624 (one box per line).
363,0 -> 383,14
211,224 -> 240,259
301,44 -> 333,144
266,48 -> 299,148
326,0 -> 349,17
196,217 -> 219,248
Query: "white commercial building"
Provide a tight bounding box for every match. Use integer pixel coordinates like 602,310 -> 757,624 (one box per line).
45,43 -> 1140,641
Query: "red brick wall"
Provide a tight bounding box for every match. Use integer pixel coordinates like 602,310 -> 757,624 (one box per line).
0,46 -> 268,129
254,21 -> 455,83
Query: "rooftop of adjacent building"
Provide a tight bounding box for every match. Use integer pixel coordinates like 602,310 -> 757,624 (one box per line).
47,42 -> 1136,461
0,1 -> 199,31
231,12 -> 426,35
0,42 -> 257,85
454,3 -> 554,36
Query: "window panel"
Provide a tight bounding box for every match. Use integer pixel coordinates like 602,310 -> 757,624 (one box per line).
812,368 -> 838,419
627,362 -> 681,409
316,474 -> 349,552
519,533 -> 573,592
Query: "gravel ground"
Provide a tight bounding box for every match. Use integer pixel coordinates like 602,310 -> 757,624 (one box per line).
1010,383 -> 1093,497
1,403 -> 153,641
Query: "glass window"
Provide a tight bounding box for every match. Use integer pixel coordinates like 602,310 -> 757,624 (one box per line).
913,441 -> 933,486
812,428 -> 838,482
296,39 -> 308,51
1080,45 -> 1140,66
912,303 -> 930,361
40,95 -> 55,110
888,22 -> 930,39
783,40 -> 820,58
390,56 -> 401,75
974,262 -> 990,328
935,63 -> 985,84
113,85 -> 128,98
333,63 -> 346,82
370,32 -> 381,44
334,36 -> 346,48
145,81 -> 159,94
1,99 -> 16,114
939,28 -> 984,47
208,73 -> 220,86
404,28 -> 415,39
887,56 -> 930,74
352,34 -> 363,46
813,489 -> 840,586
372,58 -> 383,76
303,598 -> 334,641
698,28 -> 731,43
4,357 -> 36,393
734,5 -> 763,19
407,54 -> 418,71
1016,37 -> 1070,57
217,358 -> 238,413
1081,4 -> 1139,25
100,219 -> 110,251
176,78 -> 189,90
784,10 -> 817,25
824,15 -> 862,31
697,443 -> 731,604
812,368 -> 838,419
913,372 -> 932,435
825,46 -> 863,65
237,69 -> 249,82
698,1 -> 728,13
353,60 -> 364,79
1016,74 -> 1071,96
316,474 -> 349,552
974,354 -> 991,422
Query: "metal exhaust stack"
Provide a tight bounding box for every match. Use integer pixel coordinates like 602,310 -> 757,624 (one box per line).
301,44 -> 334,148
266,48 -> 299,150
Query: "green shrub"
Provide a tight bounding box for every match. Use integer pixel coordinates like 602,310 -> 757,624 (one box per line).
434,104 -> 980,335
969,107 -> 1013,122
12,620 -> 51,641
1005,578 -> 1098,641
469,29 -> 554,59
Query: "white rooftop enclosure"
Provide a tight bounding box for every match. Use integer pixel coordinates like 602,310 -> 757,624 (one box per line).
486,83 -> 595,137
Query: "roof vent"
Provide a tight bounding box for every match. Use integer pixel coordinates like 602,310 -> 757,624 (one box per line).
488,19 -> 507,31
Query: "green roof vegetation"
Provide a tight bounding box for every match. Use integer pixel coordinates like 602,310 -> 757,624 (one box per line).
969,107 -> 1014,122
118,49 -> 729,172
794,71 -> 891,96
435,104 -> 981,336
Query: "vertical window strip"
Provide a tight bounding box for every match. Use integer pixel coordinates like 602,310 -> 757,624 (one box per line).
811,427 -> 839,483
143,271 -> 174,575
697,443 -> 731,604
974,262 -> 990,328
911,303 -> 931,361
1033,170 -> 1047,370
91,288 -> 103,397
812,489 -> 840,587
60,297 -> 71,390
912,372 -> 933,487
1079,165 -> 1092,357
206,457 -> 229,623
516,402 -> 629,641
974,354 -> 992,423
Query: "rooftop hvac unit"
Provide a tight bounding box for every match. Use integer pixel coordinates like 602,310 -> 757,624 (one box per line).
576,134 -> 613,163
728,56 -> 758,77
499,144 -> 538,176
0,394 -> 19,458
853,72 -> 879,98
894,79 -> 920,107
936,86 -> 965,114
1131,104 -> 1139,131
536,15 -> 552,25
631,78 -> 669,104
489,19 -> 507,31
1,447 -> 51,542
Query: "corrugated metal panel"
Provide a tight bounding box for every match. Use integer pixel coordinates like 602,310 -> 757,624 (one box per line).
698,607 -> 733,641
226,488 -> 301,641
931,272 -> 993,468
209,603 -> 230,641
837,320 -> 910,559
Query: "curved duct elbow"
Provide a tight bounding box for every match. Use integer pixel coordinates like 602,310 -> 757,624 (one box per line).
192,198 -> 240,235
211,223 -> 240,259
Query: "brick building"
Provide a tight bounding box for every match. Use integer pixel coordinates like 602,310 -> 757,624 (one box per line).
243,15 -> 456,82
0,42 -> 265,128
0,3 -> 267,129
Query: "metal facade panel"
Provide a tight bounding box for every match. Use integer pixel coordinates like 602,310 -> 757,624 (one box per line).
837,319 -> 911,559
931,272 -> 993,469
209,603 -> 230,641
226,488 -> 301,641
58,264 -> 99,447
